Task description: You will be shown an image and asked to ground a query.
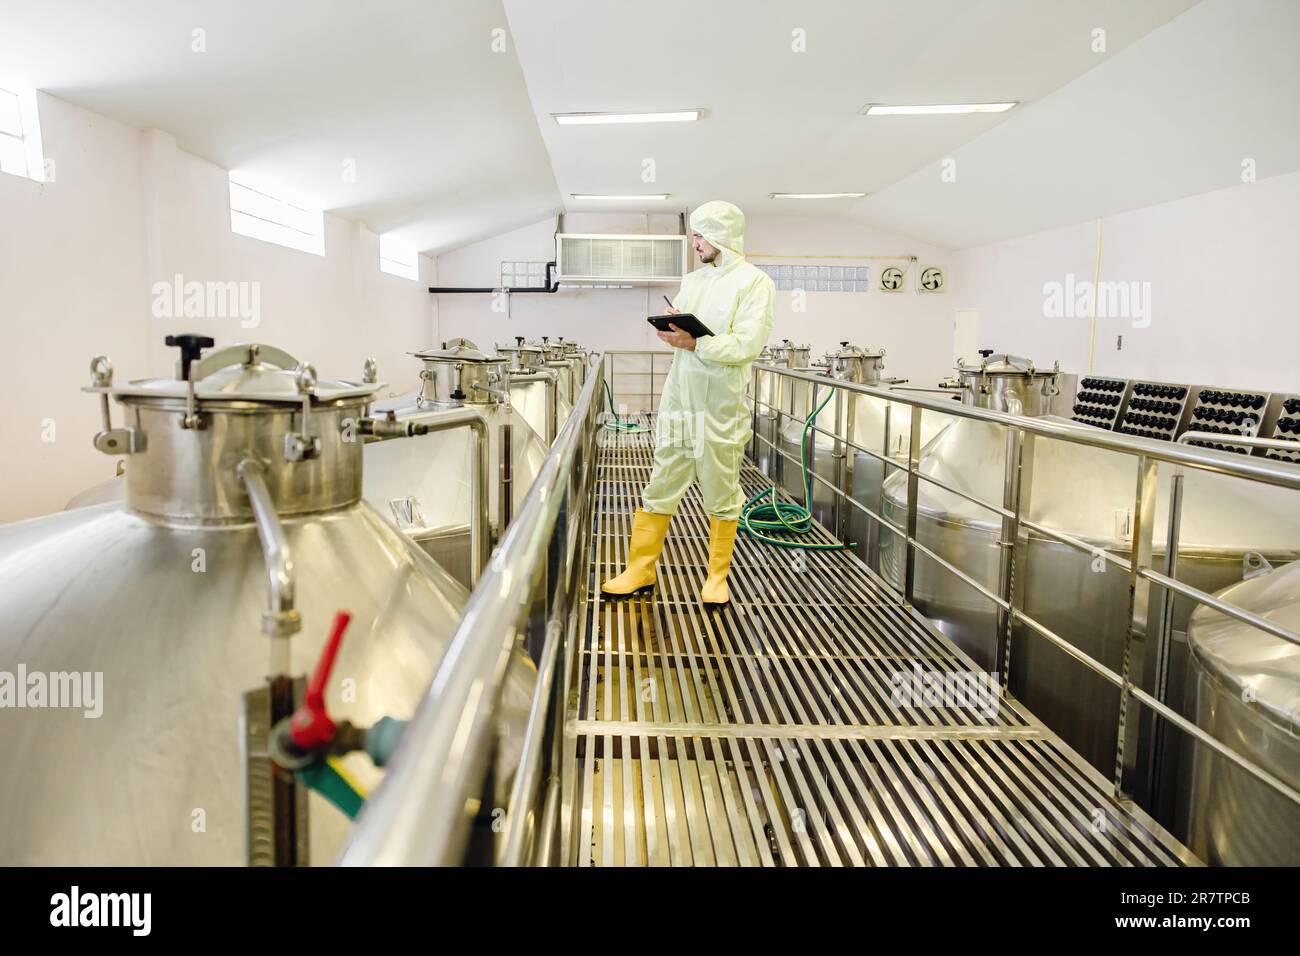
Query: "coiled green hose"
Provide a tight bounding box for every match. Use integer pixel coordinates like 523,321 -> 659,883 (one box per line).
741,387 -> 846,550
603,378 -> 649,433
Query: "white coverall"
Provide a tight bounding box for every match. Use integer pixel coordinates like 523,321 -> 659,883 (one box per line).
642,201 -> 775,520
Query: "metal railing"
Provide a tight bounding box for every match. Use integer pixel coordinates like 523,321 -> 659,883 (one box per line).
339,353 -> 608,865
748,363 -> 1300,816
604,348 -> 673,414
339,353 -> 1300,865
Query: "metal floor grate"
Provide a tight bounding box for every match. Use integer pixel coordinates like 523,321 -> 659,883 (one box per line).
563,415 -> 1194,867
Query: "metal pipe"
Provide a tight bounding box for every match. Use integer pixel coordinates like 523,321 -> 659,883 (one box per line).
500,618 -> 563,866
758,364 -> 1300,491
428,260 -> 560,294
338,357 -> 606,866
472,382 -> 511,403
366,407 -> 492,583
903,405 -> 922,605
237,459 -> 301,678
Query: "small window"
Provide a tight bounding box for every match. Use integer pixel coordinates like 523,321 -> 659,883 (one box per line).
229,175 -> 325,256
380,234 -> 419,281
756,263 -> 871,293
0,84 -> 47,182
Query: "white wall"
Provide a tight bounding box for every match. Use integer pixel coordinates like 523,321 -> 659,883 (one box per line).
0,93 -> 435,523
434,211 -> 958,385
952,170 -> 1300,392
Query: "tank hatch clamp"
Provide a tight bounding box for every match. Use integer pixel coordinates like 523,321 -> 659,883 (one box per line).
89,355 -> 140,455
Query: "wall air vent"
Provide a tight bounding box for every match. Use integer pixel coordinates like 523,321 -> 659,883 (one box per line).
555,233 -> 687,284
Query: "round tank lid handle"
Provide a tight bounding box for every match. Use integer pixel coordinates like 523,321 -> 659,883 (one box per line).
164,334 -> 215,381
840,341 -> 849,347
978,348 -> 994,358
289,610 -> 352,751
516,336 -> 524,345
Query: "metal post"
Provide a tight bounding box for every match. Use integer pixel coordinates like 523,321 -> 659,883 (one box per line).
1114,455 -> 1159,796
774,372 -> 786,492
995,429 -> 1033,690
470,422 -> 489,586
1140,466 -> 1184,810
839,389 -> 856,543
805,381 -> 819,508
499,422 -> 514,532
750,364 -> 760,464
903,404 -> 923,606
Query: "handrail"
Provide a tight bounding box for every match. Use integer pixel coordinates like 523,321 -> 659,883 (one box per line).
758,364 -> 1300,491
751,362 -> 1300,815
338,354 -> 607,866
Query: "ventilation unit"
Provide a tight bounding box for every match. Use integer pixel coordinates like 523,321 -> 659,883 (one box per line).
555,233 -> 687,284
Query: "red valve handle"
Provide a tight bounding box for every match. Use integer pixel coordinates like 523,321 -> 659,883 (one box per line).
288,610 -> 352,751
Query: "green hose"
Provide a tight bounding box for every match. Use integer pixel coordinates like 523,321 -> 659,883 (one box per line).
602,378 -> 649,433
741,387 -> 846,550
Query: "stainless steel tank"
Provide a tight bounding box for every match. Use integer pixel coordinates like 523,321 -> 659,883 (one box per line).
497,337 -> 563,444
772,344 -> 949,561
878,413 -> 1300,783
363,344 -> 549,587
759,340 -> 813,489
540,337 -> 579,408
944,350 -> 1062,416
1184,559 -> 1300,865
0,338 -> 536,866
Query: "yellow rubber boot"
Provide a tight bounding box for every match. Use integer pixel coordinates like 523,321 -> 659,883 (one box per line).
700,516 -> 739,605
602,509 -> 672,596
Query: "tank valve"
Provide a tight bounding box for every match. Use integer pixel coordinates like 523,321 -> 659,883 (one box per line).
269,611 -> 409,819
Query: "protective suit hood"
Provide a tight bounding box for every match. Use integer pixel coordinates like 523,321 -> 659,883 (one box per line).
690,200 -> 746,257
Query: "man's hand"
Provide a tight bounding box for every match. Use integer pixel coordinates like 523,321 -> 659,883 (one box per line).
658,323 -> 696,351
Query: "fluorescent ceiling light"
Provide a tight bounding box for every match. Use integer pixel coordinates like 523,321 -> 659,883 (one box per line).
570,193 -> 670,201
770,192 -> 867,199
553,110 -> 701,125
863,102 -> 1017,115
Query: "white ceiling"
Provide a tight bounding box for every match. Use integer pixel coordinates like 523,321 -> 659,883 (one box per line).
505,0 -> 1201,235
2,0 -> 1294,255
0,0 -> 562,254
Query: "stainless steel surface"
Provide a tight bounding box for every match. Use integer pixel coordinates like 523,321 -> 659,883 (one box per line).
948,352 -> 1061,417
1185,560 -> 1300,865
749,364 -> 1300,856
826,341 -> 886,384
0,346 -> 537,866
496,337 -> 545,371
365,375 -> 549,586
340,353 -> 607,866
566,417 -> 1192,866
508,371 -> 561,444
411,343 -> 510,406
875,415 -> 1300,775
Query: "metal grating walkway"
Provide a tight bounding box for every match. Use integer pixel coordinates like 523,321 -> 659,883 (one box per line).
564,416 -> 1195,867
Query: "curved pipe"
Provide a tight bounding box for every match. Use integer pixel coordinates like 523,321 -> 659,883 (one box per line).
238,459 -> 301,657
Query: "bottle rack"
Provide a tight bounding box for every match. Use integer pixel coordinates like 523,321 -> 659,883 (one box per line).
1264,394 -> 1300,463
1182,388 -> 1270,456
1071,376 -> 1128,430
1116,381 -> 1191,441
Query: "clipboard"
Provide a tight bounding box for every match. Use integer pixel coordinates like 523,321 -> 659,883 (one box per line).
647,313 -> 714,337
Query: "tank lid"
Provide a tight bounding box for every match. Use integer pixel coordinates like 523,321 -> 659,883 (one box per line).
1189,563 -> 1300,733
957,351 -> 1057,376
412,343 -> 506,364
495,337 -> 543,354
88,342 -> 381,403
831,341 -> 885,360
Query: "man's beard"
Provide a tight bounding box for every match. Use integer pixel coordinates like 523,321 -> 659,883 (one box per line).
700,248 -> 719,264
